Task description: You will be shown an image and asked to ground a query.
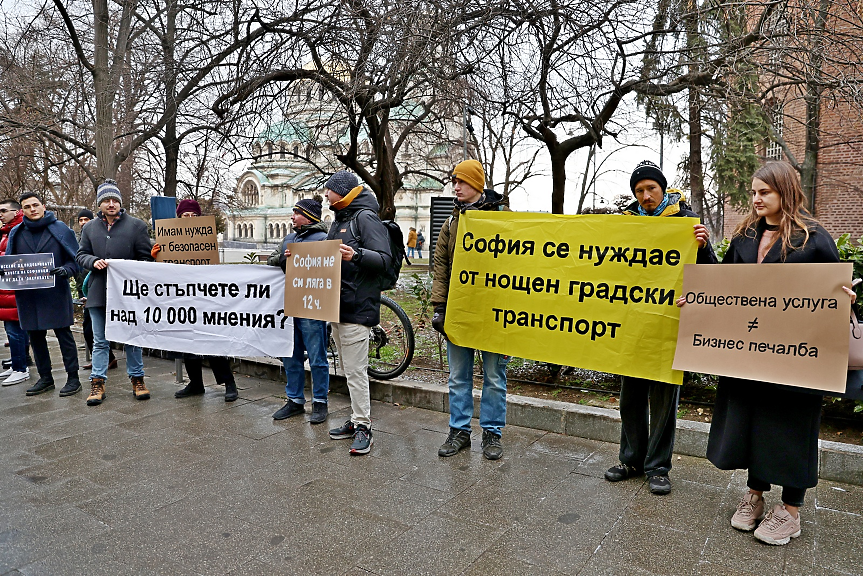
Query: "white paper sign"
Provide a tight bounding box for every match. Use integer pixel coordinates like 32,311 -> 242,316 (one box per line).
105,260 -> 293,357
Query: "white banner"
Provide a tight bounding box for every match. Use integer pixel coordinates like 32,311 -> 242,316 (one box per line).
105,260 -> 293,357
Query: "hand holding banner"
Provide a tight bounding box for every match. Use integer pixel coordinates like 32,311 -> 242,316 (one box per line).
672,263 -> 852,393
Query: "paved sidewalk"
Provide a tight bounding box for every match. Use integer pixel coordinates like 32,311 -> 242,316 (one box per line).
1,345 -> 862,575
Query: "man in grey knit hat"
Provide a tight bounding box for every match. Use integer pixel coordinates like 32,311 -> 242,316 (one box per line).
76,179 -> 154,406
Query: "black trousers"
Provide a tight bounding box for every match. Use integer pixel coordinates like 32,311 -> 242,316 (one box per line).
184,355 -> 234,387
748,475 -> 807,507
83,309 -> 114,362
618,376 -> 681,477
28,326 -> 79,378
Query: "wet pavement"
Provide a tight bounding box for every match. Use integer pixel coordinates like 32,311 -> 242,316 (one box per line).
2,339 -> 863,575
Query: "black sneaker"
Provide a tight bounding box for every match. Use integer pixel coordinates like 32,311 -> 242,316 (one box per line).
438,428 -> 471,457
481,430 -> 503,460
309,402 -> 328,424
329,419 -> 356,439
273,400 -> 305,420
349,425 -> 373,455
604,463 -> 642,482
25,377 -> 55,396
58,376 -> 82,397
175,384 -> 205,399
648,475 -> 672,495
224,381 -> 238,403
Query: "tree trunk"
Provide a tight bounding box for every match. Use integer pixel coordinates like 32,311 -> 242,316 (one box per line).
550,146 -> 567,214
802,0 -> 827,214
688,88 -> 705,218
92,0 -> 116,181
162,0 -> 179,198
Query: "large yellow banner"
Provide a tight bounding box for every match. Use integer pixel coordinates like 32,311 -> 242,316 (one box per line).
445,212 -> 701,384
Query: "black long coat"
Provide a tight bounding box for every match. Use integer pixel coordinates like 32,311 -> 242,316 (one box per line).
706,220 -> 840,488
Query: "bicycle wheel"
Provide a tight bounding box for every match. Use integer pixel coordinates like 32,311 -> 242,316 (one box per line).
367,294 -> 414,380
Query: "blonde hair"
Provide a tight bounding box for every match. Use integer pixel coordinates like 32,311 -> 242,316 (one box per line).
733,161 -> 816,257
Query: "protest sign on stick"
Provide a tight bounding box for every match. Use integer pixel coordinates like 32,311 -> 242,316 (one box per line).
0,253 -> 55,290
673,263 -> 852,393
446,212 -> 700,385
283,239 -> 341,323
106,260 -> 293,357
154,215 -> 219,265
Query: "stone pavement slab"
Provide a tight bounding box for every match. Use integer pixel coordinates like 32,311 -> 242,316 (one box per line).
1,336 -> 862,575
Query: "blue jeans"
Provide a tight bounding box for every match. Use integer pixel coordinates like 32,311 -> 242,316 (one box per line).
407,246 -> 416,258
5,320 -> 29,372
281,318 -> 329,404
89,306 -> 144,380
446,341 -> 509,436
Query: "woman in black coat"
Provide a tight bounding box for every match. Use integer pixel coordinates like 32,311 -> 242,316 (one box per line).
704,161 -> 856,546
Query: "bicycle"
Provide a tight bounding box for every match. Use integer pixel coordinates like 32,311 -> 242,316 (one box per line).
327,293 -> 415,380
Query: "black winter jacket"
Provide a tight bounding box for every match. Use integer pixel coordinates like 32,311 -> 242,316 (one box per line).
76,210 -> 153,308
327,189 -> 392,326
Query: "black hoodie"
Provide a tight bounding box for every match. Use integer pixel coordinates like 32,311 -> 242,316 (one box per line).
327,188 -> 393,326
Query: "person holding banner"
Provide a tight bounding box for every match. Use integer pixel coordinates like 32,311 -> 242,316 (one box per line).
76,209 -> 117,371
267,196 -> 331,423
324,171 -> 392,455
604,160 -> 717,494
152,199 -> 239,402
432,159 -> 511,461
6,192 -> 81,397
695,161 -> 854,545
77,179 -> 154,406
0,198 -> 32,387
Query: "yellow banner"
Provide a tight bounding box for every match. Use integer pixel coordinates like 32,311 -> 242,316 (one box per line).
445,212 -> 701,384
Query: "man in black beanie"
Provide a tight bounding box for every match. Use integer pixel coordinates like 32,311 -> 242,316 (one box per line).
605,160 -> 717,495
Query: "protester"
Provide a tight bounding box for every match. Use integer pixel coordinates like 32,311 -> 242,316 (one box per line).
6,193 -> 81,396
416,230 -> 424,259
77,179 -> 153,405
696,161 -> 855,544
324,170 -> 392,455
266,195 -> 331,422
603,160 -> 717,494
0,199 -> 31,387
151,199 -> 239,402
432,159 -> 511,460
76,209 -> 116,371
406,226 -> 417,258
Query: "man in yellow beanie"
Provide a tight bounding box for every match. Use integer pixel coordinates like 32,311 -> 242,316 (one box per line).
431,159 -> 512,460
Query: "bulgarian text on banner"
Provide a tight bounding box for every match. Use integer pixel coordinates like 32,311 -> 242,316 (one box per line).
105,260 -> 293,357
445,212 -> 700,385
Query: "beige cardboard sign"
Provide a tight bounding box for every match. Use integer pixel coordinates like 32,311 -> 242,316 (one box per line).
154,215 -> 219,265
673,263 -> 852,393
283,239 -> 342,323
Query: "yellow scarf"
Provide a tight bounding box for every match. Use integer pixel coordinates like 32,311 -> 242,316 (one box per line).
330,185 -> 364,211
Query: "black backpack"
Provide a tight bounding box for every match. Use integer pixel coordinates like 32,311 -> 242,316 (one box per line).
349,209 -> 410,291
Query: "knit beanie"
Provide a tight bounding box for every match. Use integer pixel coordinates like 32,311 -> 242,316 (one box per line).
293,197 -> 323,222
176,198 -> 202,217
452,159 -> 485,194
96,180 -> 123,206
324,171 -> 359,197
629,160 -> 667,195
77,208 -> 95,220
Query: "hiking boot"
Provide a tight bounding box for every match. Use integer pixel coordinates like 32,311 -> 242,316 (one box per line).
438,428 -> 471,457
604,463 -> 642,482
224,381 -> 238,403
329,419 -> 356,439
731,492 -> 765,531
350,425 -> 373,455
58,375 -> 82,397
2,369 -> 30,386
175,383 -> 205,398
130,376 -> 150,400
481,430 -> 503,460
648,475 -> 672,495
87,378 -> 106,406
754,504 -> 801,545
273,400 -> 305,420
309,401 -> 328,424
25,376 -> 55,396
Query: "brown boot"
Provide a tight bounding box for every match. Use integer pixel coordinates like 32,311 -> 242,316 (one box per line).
87,378 -> 106,406
130,376 -> 150,400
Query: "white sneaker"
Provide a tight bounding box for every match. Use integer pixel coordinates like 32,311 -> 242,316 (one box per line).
0,367 -> 13,378
2,369 -> 30,386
